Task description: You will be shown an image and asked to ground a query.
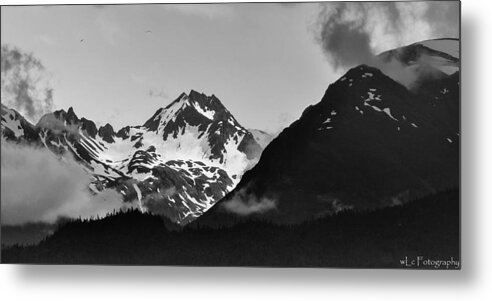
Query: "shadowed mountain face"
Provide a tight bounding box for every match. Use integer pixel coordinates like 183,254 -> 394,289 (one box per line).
200,62 -> 459,225
1,91 -> 263,224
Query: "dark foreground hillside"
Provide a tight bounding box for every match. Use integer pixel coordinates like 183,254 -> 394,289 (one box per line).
1,189 -> 459,268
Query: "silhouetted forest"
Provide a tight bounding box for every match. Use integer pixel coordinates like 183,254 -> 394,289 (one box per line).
1,189 -> 459,268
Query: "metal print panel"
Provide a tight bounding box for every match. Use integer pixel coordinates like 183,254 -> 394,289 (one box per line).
0,1 -> 460,268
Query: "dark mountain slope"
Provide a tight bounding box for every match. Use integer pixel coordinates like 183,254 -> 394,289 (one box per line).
199,64 -> 459,225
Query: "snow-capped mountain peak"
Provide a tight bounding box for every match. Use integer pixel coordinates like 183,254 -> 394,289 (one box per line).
140,90 -> 261,177
2,90 -> 265,225
143,90 -> 240,134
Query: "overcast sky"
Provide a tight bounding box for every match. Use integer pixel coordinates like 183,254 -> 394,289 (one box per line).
1,2 -> 459,132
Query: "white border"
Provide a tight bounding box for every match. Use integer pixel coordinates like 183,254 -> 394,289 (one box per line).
2,0 -> 491,300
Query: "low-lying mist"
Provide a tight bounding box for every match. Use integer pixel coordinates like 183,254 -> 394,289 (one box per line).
1,140 -> 134,226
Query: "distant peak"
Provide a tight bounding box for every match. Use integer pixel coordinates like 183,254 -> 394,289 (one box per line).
143,90 -> 234,131
66,106 -> 77,117
188,90 -> 210,103
186,90 -> 226,111
377,38 -> 459,75
189,89 -> 202,97
99,123 -> 116,143
338,64 -> 384,82
64,106 -> 79,124
100,123 -> 114,131
53,108 -> 67,115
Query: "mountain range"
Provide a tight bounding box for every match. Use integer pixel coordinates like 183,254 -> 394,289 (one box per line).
2,90 -> 265,224
1,38 -> 459,229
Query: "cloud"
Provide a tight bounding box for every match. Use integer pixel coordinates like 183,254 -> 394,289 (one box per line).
390,190 -> 410,206
313,1 -> 459,87
1,45 -> 54,123
0,140 -> 132,225
222,189 -> 277,216
140,186 -> 179,221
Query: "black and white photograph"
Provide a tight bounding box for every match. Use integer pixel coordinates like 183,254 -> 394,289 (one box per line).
1,1 -> 460,268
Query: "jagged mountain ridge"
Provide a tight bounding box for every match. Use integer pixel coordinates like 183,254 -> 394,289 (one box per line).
1,90 -> 263,224
140,90 -> 261,176
199,39 -> 459,226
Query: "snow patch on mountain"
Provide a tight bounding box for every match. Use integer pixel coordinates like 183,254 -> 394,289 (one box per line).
1,107 -> 24,138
